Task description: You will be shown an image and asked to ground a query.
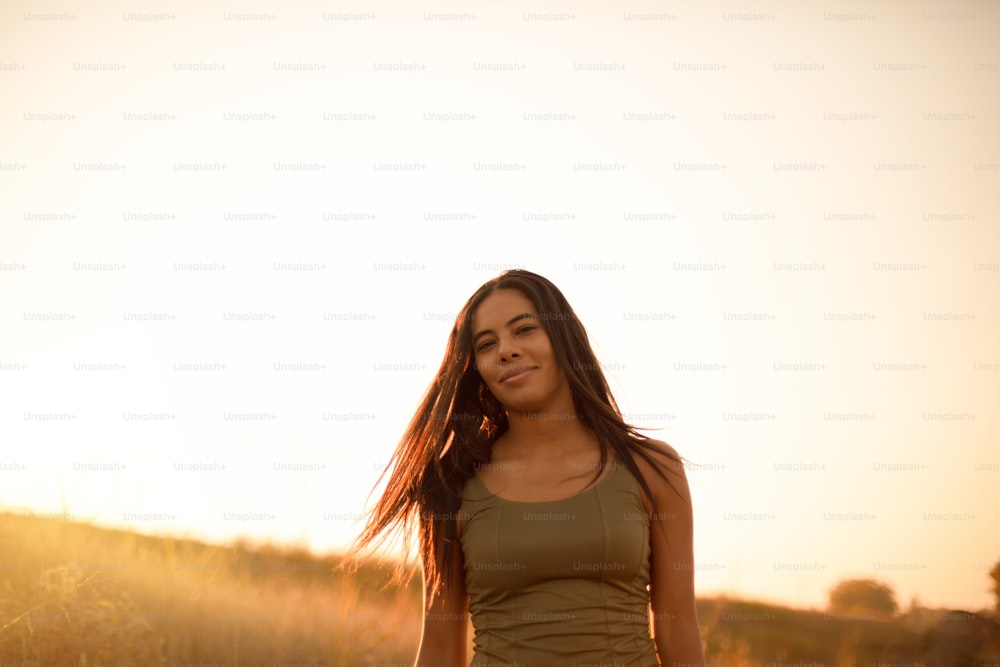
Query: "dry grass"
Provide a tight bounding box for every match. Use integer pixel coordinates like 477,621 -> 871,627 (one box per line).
0,511 -> 421,666
1,511 -> 996,666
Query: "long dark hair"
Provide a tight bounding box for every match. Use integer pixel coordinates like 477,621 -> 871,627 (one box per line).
349,269 -> 684,605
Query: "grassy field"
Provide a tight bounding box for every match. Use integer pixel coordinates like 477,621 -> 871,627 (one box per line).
0,511 -> 997,666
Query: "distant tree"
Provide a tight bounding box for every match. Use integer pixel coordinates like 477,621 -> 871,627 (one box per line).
828,578 -> 898,618
990,559 -> 1000,615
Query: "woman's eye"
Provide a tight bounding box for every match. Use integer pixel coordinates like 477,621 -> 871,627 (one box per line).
476,326 -> 533,352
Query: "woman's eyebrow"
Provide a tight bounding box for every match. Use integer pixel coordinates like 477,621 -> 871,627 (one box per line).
472,312 -> 537,343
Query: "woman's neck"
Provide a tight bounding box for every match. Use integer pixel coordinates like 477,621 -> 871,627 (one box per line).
496,413 -> 598,460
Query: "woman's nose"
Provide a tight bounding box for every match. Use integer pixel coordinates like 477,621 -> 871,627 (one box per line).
497,337 -> 520,361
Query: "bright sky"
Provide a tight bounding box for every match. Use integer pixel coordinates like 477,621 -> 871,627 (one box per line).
1,2 -> 998,612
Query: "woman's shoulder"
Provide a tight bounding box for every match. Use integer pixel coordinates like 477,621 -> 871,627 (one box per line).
632,437 -> 682,471
628,438 -> 690,503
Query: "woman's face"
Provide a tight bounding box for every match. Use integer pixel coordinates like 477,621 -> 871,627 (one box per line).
470,288 -> 570,414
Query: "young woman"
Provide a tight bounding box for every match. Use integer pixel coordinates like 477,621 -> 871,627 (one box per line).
353,269 -> 705,666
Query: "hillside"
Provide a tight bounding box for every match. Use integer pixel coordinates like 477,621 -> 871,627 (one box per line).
0,511 -> 421,666
0,511 -> 996,666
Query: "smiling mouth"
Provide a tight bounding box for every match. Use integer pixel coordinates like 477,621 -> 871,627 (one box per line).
500,367 -> 536,384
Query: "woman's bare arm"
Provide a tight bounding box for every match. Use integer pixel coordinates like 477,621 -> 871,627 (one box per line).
638,440 -> 706,667
413,529 -> 468,667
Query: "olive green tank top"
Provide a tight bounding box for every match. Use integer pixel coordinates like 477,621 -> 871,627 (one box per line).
459,459 -> 658,666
